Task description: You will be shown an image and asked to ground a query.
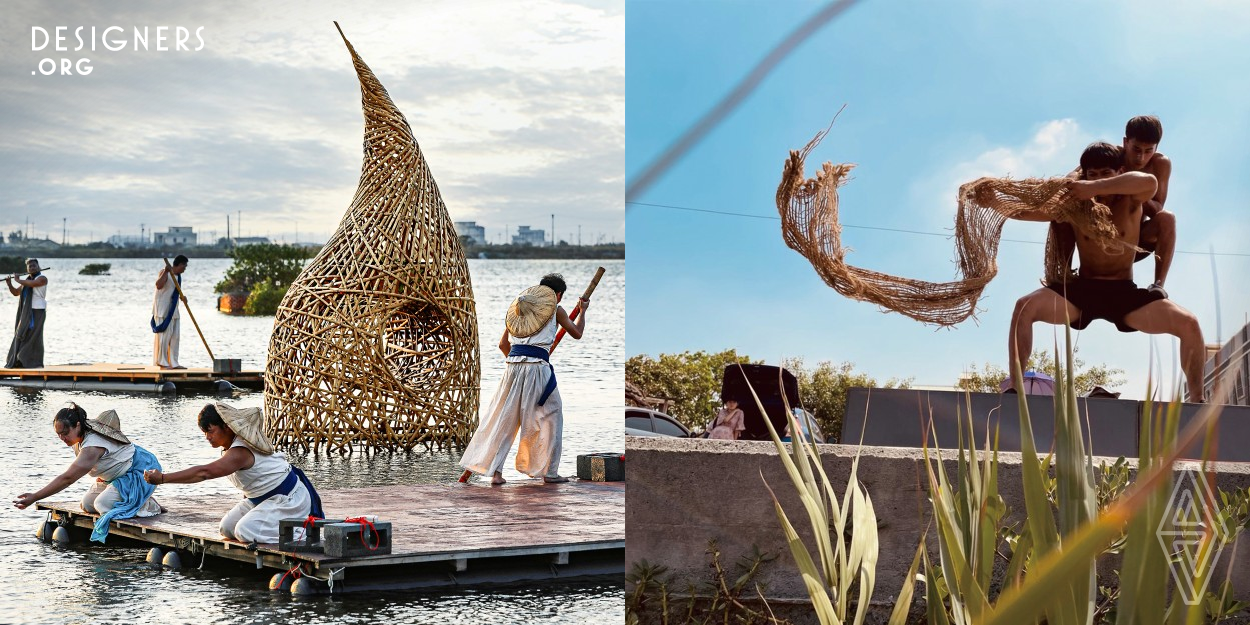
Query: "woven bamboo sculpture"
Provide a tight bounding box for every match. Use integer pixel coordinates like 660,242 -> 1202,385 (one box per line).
777,126 -> 1136,327
264,24 -> 480,453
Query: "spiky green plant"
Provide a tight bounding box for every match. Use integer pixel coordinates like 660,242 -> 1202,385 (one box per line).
920,394 -> 1007,624
979,328 -> 1229,625
745,365 -> 923,625
765,323 -> 1239,624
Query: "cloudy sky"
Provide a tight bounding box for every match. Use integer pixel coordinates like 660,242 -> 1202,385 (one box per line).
1,0 -> 623,246
627,0 -> 1250,400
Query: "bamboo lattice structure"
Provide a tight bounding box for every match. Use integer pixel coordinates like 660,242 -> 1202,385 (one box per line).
264,24 -> 480,453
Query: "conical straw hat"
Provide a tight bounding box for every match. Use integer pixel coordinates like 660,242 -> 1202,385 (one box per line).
215,403 -> 274,455
86,409 -> 130,444
505,285 -> 557,338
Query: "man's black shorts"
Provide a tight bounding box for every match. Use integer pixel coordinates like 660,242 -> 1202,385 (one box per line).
1045,278 -> 1166,332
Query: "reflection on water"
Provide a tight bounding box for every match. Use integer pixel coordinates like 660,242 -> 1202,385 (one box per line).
0,258 -> 624,624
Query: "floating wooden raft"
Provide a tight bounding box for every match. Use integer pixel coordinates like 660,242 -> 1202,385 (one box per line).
0,363 -> 263,393
36,481 -> 624,594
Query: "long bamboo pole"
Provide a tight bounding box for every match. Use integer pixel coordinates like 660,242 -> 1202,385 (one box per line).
5,267 -> 51,280
550,266 -> 605,354
162,257 -> 215,361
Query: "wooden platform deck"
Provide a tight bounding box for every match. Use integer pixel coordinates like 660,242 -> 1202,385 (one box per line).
0,362 -> 264,392
36,480 -> 625,593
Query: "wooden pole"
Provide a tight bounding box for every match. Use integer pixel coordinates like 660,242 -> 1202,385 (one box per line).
6,267 -> 51,280
551,266 -> 605,354
162,257 -> 215,361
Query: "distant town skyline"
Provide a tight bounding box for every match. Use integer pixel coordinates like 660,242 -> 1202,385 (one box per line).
0,215 -> 621,248
1,2 -> 624,249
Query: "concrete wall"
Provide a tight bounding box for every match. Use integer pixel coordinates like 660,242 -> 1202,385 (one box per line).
844,388 -> 1250,461
626,436 -> 1250,612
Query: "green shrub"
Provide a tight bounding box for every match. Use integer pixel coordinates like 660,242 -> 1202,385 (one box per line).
214,243 -> 308,295
243,278 -> 287,316
79,263 -> 111,275
0,256 -> 26,274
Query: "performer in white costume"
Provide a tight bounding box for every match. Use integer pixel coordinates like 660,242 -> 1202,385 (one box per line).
151,255 -> 187,369
5,257 -> 48,368
14,404 -> 164,543
145,403 -> 324,543
458,273 -> 589,485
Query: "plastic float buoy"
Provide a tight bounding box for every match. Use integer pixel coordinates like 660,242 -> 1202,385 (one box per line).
51,526 -> 71,545
290,577 -> 319,596
146,547 -> 163,569
269,573 -> 294,592
34,520 -> 56,542
158,381 -> 177,394
161,550 -> 182,570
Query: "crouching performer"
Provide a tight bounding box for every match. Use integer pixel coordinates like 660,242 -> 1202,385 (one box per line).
145,403 -> 324,544
14,404 -> 164,543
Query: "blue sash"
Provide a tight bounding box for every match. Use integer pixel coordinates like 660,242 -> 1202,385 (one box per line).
21,272 -> 38,330
150,275 -> 180,333
247,467 -> 324,519
91,444 -> 161,543
509,344 -> 557,406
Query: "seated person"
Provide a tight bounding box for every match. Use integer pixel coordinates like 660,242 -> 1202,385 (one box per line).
708,399 -> 745,440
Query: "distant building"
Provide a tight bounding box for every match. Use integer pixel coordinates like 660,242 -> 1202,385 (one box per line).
454,221 -> 487,246
233,236 -> 271,246
154,226 -> 197,247
512,226 -> 546,247
106,234 -> 149,248
16,237 -> 61,251
1204,321 -> 1250,406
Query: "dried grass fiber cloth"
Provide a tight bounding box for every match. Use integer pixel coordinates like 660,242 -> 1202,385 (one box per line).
777,129 -> 1136,327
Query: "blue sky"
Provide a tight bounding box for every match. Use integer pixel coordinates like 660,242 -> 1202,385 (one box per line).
626,0 -> 1250,400
1,1 -> 623,246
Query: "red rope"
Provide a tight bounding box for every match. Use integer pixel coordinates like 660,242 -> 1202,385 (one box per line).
276,562 -> 304,588
343,517 -> 381,551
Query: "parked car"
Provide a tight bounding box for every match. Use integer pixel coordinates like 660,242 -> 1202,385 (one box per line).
782,407 -> 826,444
625,407 -> 693,438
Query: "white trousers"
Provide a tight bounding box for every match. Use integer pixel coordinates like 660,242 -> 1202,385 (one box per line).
220,479 -> 312,544
153,318 -> 180,367
81,480 -> 163,516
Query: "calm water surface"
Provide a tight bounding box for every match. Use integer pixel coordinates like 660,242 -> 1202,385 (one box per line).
0,258 -> 624,624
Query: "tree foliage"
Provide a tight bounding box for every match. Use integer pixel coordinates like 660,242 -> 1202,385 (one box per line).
243,278 -> 287,316
782,357 -> 911,444
213,243 -> 308,295
957,349 -> 1126,396
625,350 -> 911,443
625,350 -> 759,427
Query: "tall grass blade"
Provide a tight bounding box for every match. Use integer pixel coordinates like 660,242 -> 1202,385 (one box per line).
762,478 -> 842,624
887,537 -> 924,625
983,397 -> 1227,625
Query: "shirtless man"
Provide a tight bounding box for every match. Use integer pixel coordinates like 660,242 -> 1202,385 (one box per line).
1009,142 -> 1204,402
1122,115 -> 1175,293
1048,116 -> 1175,293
